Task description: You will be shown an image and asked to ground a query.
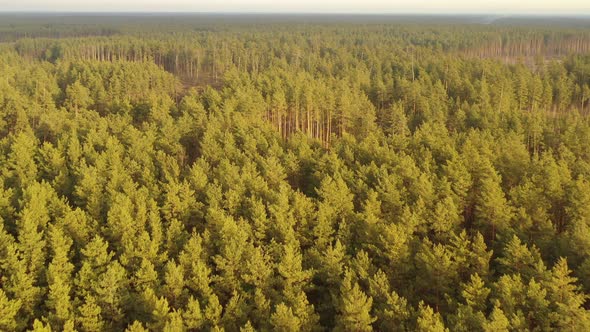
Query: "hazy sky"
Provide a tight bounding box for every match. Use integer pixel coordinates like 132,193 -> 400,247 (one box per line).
1,0 -> 589,14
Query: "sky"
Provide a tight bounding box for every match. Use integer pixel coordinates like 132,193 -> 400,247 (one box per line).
0,0 -> 589,15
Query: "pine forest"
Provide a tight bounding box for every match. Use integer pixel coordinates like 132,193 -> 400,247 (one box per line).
1,14 -> 590,331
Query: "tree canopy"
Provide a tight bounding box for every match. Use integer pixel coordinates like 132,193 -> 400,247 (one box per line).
0,14 -> 590,331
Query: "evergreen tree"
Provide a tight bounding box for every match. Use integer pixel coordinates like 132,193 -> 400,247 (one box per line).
0,288 -> 21,331
334,271 -> 376,332
416,302 -> 448,332
546,258 -> 590,330
483,303 -> 510,332
46,226 -> 75,329
270,303 -> 301,332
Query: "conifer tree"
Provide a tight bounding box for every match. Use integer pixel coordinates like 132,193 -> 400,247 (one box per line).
416,302 -> 448,332
271,303 -> 301,332
546,258 -> 590,330
334,271 -> 376,332
183,296 -> 203,330
0,288 -> 21,331
483,304 -> 510,332
78,295 -> 104,332
46,226 -> 75,329
474,167 -> 512,241
65,80 -> 92,116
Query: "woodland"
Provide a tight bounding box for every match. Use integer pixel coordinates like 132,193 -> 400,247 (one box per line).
1,14 -> 590,331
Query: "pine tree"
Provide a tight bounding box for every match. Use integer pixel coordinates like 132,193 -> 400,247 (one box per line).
483,304 -> 510,332
16,182 -> 52,281
163,310 -> 184,332
141,288 -> 170,331
46,225 -> 75,328
314,175 -> 354,249
524,278 -> 550,330
163,260 -> 187,308
474,167 -> 512,241
6,131 -> 39,191
29,319 -> 52,332
334,271 -> 376,332
212,216 -> 251,296
493,274 -> 526,320
204,293 -> 223,330
65,80 -> 92,116
76,235 -> 114,298
77,295 -> 104,332
271,303 -> 301,332
0,288 -> 21,331
416,302 -> 448,332
277,240 -> 311,292
179,233 -> 213,299
134,259 -> 159,292
95,261 -> 128,328
125,321 -> 148,332
220,291 -> 248,331
461,274 -> 490,312
2,243 -> 42,327
368,269 -> 411,331
416,240 -> 461,311
183,296 -> 203,330
496,235 -> 546,281
240,321 -> 256,332
546,258 -> 590,330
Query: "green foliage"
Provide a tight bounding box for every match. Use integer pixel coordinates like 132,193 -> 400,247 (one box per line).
0,17 -> 590,332
0,288 -> 21,331
271,303 -> 301,332
416,302 -> 449,332
334,271 -> 376,331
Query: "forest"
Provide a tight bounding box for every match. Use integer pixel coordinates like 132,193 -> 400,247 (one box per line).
1,14 -> 590,331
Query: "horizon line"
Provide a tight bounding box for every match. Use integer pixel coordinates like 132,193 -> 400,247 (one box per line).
1,11 -> 590,17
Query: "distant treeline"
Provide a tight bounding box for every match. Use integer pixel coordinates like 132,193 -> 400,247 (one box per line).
3,24 -> 590,147
0,25 -> 119,43
461,31 -> 590,59
6,23 -> 590,74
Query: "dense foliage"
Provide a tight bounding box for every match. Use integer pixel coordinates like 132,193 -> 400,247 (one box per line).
1,16 -> 590,331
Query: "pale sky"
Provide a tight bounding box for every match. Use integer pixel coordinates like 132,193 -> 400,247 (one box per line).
0,0 -> 589,15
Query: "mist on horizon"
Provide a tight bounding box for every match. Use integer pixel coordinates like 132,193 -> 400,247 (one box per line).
1,0 -> 589,15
